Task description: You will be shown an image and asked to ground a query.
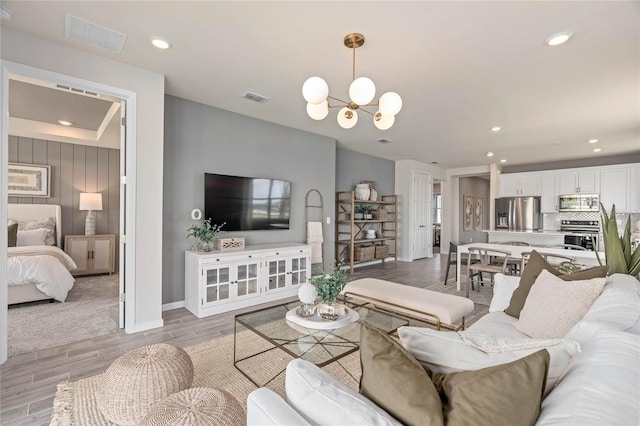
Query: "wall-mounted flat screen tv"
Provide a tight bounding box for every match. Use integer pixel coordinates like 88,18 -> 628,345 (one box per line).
204,173 -> 291,231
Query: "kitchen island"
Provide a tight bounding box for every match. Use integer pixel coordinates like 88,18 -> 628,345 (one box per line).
485,230 -> 565,246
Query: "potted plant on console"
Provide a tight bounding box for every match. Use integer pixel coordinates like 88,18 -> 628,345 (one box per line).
187,219 -> 225,252
311,261 -> 348,320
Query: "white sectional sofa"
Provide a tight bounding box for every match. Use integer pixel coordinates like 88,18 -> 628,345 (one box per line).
247,273 -> 640,425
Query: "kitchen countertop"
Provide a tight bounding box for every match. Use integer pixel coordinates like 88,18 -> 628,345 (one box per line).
484,230 -> 572,236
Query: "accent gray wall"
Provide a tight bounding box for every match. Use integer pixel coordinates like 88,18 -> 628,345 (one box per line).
459,177 -> 490,244
335,147 -> 395,195
502,153 -> 640,173
8,136 -> 120,262
163,95 -> 337,305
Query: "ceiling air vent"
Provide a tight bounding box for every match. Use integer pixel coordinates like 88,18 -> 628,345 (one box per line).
65,14 -> 127,54
377,138 -> 392,144
242,92 -> 269,103
56,84 -> 99,97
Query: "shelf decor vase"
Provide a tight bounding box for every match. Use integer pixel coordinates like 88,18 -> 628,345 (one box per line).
297,282 -> 318,317
354,184 -> 370,201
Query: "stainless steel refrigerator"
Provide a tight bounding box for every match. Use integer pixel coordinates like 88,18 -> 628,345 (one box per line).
495,197 -> 541,231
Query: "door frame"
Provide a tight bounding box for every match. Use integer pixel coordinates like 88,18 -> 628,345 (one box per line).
0,60 -> 137,363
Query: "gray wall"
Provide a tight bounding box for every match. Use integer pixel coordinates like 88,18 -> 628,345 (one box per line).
8,136 -> 120,258
502,153 -> 640,173
459,177 -> 490,243
335,147 -> 395,195
163,95 -> 337,304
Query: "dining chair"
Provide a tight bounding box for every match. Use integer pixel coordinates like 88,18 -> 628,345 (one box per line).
465,247 -> 511,297
520,251 -> 576,273
496,241 -> 531,275
444,241 -> 463,285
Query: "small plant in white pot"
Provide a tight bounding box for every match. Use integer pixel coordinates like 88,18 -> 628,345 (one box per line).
354,205 -> 365,220
363,205 -> 373,220
187,219 -> 225,252
311,261 -> 349,320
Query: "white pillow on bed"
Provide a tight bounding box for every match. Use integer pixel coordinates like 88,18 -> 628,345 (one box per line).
16,228 -> 49,246
12,217 -> 56,246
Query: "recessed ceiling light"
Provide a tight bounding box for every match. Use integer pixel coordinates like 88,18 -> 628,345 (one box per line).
500,159 -> 507,163
593,148 -> 602,153
58,120 -> 73,126
588,139 -> 599,144
486,152 -> 494,157
545,31 -> 573,46
490,126 -> 502,132
150,37 -> 171,49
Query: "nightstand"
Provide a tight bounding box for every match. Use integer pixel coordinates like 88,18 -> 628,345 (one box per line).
64,234 -> 116,276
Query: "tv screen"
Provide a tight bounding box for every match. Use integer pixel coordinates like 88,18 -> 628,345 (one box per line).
204,173 -> 291,231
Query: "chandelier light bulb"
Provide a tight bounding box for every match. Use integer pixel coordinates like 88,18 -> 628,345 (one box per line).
349,77 -> 376,106
306,101 -> 329,120
374,112 -> 395,130
302,76 -> 329,105
337,107 -> 358,129
378,92 -> 402,116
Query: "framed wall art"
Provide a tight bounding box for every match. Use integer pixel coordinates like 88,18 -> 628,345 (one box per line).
8,163 -> 51,198
474,198 -> 483,230
463,194 -> 474,231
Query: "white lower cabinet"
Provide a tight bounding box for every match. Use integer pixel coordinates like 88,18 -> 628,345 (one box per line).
185,242 -> 311,318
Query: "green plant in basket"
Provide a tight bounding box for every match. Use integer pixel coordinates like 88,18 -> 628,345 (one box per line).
311,260 -> 349,304
596,203 -> 640,276
187,219 -> 225,245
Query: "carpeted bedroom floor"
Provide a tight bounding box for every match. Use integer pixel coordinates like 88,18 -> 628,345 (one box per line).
7,275 -> 119,357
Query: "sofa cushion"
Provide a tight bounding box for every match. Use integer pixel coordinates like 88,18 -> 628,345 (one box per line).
360,321 -> 444,426
537,331 -> 640,426
285,358 -> 402,426
504,250 -> 608,318
515,270 -> 605,339
362,323 -> 549,426
489,273 -> 520,313
398,325 -> 579,396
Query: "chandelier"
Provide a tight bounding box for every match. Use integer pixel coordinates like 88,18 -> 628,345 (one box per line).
302,33 -> 402,130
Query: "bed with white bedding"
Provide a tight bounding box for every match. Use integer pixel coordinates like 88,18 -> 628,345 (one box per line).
7,204 -> 77,303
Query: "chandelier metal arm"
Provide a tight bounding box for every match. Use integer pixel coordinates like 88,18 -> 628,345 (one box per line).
327,95 -> 350,105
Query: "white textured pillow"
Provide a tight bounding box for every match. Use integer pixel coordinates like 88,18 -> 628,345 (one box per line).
515,269 -> 606,339
14,217 -> 56,246
398,326 -> 580,396
489,273 -> 520,313
16,228 -> 49,246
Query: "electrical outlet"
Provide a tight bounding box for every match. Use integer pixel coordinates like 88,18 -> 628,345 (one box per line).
326,216 -> 331,225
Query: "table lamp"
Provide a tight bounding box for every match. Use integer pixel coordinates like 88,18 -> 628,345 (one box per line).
79,192 -> 103,235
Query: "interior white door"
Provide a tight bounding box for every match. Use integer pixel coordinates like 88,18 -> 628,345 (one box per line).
118,100 -> 126,329
412,171 -> 432,259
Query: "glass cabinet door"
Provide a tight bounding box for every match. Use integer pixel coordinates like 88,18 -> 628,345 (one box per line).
235,261 -> 260,299
290,256 -> 308,287
203,266 -> 231,306
267,259 -> 287,291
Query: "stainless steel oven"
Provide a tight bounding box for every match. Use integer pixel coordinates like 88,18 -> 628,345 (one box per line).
561,220 -> 599,251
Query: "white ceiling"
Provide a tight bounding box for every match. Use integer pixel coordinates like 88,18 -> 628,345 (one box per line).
2,1 -> 638,168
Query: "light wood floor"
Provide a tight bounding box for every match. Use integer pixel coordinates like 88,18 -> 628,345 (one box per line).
0,254 -> 487,425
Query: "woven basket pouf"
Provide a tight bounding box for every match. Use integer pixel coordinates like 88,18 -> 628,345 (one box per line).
140,387 -> 245,426
96,343 -> 194,425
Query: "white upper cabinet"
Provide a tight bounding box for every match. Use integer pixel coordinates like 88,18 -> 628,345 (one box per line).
499,173 -> 541,197
559,170 -> 599,194
539,172 -> 559,213
600,165 -> 640,213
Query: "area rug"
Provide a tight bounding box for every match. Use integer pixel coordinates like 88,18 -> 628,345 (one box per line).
8,274 -> 119,357
51,331 -> 361,425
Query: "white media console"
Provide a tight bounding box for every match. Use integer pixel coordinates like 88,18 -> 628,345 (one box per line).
184,242 -> 311,318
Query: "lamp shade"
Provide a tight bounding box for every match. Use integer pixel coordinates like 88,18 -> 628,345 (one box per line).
374,113 -> 395,130
307,100 -> 329,120
302,76 -> 329,105
337,107 -> 358,129
378,92 -> 403,116
349,77 -> 376,105
79,192 -> 103,211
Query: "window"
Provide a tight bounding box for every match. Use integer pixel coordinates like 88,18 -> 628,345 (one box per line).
432,194 -> 442,224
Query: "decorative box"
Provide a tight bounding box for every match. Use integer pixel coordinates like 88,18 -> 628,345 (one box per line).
215,237 -> 245,251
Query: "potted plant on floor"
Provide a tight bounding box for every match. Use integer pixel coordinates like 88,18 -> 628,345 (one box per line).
596,203 -> 640,277
311,261 -> 348,320
187,219 -> 225,252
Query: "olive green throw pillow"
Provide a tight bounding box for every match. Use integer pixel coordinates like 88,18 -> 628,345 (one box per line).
359,323 -> 550,426
504,250 -> 608,318
8,223 -> 18,247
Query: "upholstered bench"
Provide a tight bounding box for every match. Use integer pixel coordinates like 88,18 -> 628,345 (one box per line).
341,278 -> 474,330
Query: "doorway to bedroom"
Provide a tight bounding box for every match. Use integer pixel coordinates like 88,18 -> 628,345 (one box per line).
5,75 -> 125,357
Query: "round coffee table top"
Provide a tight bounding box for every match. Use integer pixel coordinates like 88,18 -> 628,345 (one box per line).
286,305 -> 360,330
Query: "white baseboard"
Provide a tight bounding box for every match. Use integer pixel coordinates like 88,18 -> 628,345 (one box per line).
398,256 -> 413,262
162,300 -> 185,311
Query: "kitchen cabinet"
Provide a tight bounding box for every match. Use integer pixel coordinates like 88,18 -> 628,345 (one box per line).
600,165 -> 640,213
498,173 -> 541,197
559,170 -> 599,194
184,243 -> 310,318
64,234 -> 116,276
539,172 -> 560,213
